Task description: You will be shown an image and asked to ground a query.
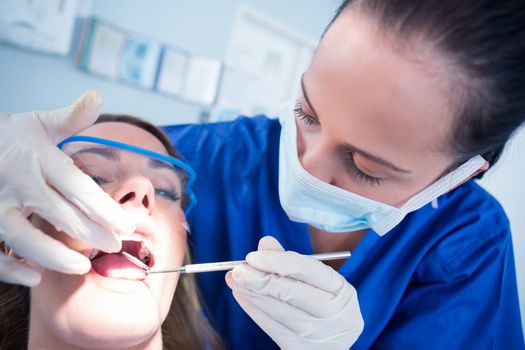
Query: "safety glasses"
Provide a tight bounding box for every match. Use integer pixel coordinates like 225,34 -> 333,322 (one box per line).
58,136 -> 196,216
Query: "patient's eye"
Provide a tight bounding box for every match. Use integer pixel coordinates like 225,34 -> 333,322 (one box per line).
155,188 -> 180,202
91,175 -> 111,186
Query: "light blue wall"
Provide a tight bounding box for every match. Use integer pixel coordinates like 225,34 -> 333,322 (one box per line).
0,0 -> 339,124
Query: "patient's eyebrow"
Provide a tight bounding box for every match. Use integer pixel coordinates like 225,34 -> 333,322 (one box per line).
71,147 -> 120,160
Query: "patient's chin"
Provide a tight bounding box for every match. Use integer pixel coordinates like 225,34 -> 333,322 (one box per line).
38,290 -> 163,349
59,308 -> 162,349
30,269 -> 166,349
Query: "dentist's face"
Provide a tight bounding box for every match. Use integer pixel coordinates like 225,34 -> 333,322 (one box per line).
29,122 -> 187,349
297,9 -> 457,207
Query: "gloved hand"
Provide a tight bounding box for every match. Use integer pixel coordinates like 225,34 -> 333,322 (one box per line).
0,91 -> 134,287
226,236 -> 364,350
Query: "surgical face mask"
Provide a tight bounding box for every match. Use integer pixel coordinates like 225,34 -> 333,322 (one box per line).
278,104 -> 486,236
58,136 -> 197,216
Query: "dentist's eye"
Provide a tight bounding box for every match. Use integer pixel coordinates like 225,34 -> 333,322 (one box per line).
294,103 -> 319,126
344,153 -> 384,187
155,188 -> 180,202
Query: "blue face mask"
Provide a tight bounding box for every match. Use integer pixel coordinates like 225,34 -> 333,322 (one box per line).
277,104 -> 485,236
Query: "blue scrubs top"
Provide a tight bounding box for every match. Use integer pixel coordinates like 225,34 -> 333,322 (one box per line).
163,116 -> 524,349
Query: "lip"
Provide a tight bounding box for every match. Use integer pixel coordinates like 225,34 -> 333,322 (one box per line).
85,225 -> 157,260
87,268 -> 150,292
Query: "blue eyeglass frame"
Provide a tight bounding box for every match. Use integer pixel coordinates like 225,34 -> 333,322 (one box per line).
57,135 -> 197,216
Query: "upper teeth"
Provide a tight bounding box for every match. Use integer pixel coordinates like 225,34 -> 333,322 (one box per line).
88,237 -> 152,263
118,233 -> 144,242
138,244 -> 150,261
89,249 -> 99,260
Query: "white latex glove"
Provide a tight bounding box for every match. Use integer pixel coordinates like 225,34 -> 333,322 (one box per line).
226,236 -> 364,350
0,91 -> 134,287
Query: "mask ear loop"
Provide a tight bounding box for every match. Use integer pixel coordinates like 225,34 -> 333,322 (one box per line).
372,155 -> 487,235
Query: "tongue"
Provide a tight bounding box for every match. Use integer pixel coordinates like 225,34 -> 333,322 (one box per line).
91,254 -> 147,281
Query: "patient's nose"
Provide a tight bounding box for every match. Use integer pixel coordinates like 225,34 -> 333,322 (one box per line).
113,177 -> 156,214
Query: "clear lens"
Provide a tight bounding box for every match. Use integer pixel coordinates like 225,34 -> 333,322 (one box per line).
59,137 -> 196,216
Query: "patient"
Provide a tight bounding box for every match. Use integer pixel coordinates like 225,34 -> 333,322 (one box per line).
0,114 -> 224,350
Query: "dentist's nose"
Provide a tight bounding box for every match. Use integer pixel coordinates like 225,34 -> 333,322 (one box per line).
297,133 -> 338,186
113,176 -> 156,214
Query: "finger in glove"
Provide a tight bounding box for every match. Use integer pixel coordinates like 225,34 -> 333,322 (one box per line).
37,90 -> 102,144
0,207 -> 91,274
0,254 -> 41,287
228,270 -> 354,342
42,145 -> 132,248
232,263 -> 353,319
246,249 -> 345,294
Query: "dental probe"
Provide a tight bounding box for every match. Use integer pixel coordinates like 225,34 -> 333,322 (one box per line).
144,251 -> 351,274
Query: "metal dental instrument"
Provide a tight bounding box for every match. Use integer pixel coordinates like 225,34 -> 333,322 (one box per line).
127,251 -> 351,274
122,252 -> 150,270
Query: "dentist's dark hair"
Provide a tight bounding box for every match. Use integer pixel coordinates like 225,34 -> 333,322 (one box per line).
329,0 -> 525,178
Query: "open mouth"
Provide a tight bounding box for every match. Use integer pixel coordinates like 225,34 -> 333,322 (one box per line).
89,238 -> 154,280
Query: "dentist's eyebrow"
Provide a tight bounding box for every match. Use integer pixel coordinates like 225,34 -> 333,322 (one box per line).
71,147 -> 120,160
301,74 -> 320,118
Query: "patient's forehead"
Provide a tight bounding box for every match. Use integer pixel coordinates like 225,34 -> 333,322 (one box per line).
78,122 -> 169,156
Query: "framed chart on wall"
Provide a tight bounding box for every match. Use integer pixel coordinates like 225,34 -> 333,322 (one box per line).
156,47 -> 188,97
211,5 -> 317,121
0,0 -> 78,55
77,18 -> 161,89
156,47 -> 222,106
77,17 -> 222,106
